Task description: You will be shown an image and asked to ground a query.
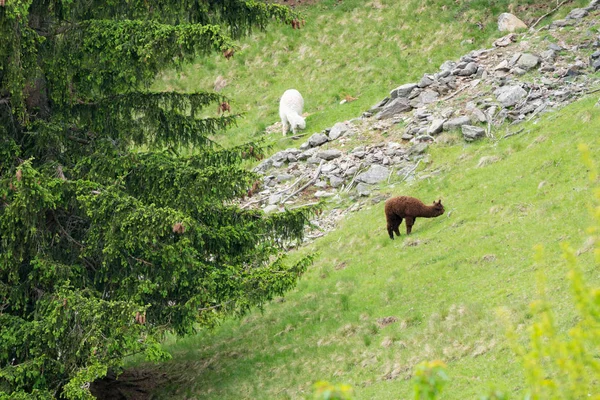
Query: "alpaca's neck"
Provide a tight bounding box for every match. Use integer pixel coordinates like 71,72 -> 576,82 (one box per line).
419,205 -> 439,218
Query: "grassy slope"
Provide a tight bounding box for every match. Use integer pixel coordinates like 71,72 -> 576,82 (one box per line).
139,96 -> 600,399
154,0 -> 587,151
138,0 -> 600,398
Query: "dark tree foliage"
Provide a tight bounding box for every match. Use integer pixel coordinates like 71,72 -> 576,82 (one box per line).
0,1 -> 311,398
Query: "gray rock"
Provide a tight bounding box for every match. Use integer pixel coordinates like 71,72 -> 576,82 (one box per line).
317,149 -> 343,161
457,62 -> 479,76
494,59 -> 510,71
540,64 -> 555,72
308,133 -> 329,147
306,156 -> 321,165
440,60 -> 457,72
254,159 -> 273,173
540,49 -> 556,61
268,194 -> 282,204
390,83 -> 418,99
462,125 -> 486,141
548,43 -> 563,51
297,149 -> 315,161
272,151 -> 288,162
375,97 -> 412,119
566,8 -> 588,19
314,190 -> 335,198
299,142 -> 310,150
263,204 -> 280,214
494,85 -> 527,107
493,33 -> 517,47
356,164 -> 390,184
443,116 -> 471,131
355,183 -> 372,197
418,75 -> 434,88
427,118 -> 446,135
408,142 -> 428,155
329,176 -> 344,188
498,13 -> 527,32
321,163 -> 338,174
470,108 -> 488,123
416,89 -> 439,105
517,53 -> 540,70
402,132 -> 414,140
509,52 -> 522,66
512,67 -> 527,76
592,59 -> 600,72
552,19 -> 575,27
345,166 -> 359,177
276,173 -> 294,183
328,122 -> 350,140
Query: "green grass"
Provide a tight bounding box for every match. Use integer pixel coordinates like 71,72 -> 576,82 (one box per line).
153,0 -> 588,153
132,94 -> 600,399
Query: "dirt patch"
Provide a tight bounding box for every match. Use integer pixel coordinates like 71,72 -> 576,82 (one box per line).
268,0 -> 326,6
90,368 -> 171,400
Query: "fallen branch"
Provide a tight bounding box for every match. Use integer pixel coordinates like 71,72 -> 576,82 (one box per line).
586,87 -> 600,95
240,196 -> 265,209
274,173 -> 307,195
280,131 -> 312,141
526,103 -> 547,122
530,0 -> 571,30
401,160 -> 421,182
281,160 -> 324,204
287,201 -> 320,210
343,164 -> 365,193
440,85 -> 468,102
502,128 -> 525,140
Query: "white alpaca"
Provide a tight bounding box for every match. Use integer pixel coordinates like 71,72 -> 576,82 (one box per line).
279,89 -> 306,136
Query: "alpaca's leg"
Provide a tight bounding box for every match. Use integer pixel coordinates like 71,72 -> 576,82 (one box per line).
405,217 -> 414,235
385,214 -> 402,240
393,218 -> 402,237
386,215 -> 402,239
281,116 -> 290,136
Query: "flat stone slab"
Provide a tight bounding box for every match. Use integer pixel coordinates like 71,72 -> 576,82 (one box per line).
462,125 -> 486,141
494,85 -> 527,107
356,164 -> 390,184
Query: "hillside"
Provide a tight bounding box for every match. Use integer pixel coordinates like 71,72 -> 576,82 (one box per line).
116,1 -> 600,399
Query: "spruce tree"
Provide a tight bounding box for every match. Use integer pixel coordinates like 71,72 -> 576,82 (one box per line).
0,1 -> 310,398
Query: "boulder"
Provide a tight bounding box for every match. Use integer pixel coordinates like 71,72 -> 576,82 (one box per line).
375,97 -> 412,119
462,125 -> 486,141
389,83 -> 418,99
517,53 -> 540,70
427,118 -> 446,135
356,165 -> 390,184
443,116 -> 471,131
494,85 -> 527,107
355,183 -> 372,197
308,133 -> 329,147
328,122 -> 350,140
317,149 -> 343,161
497,13 -> 527,32
566,8 -> 588,19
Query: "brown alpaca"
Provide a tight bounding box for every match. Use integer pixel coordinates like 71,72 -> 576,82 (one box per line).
384,196 -> 444,239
